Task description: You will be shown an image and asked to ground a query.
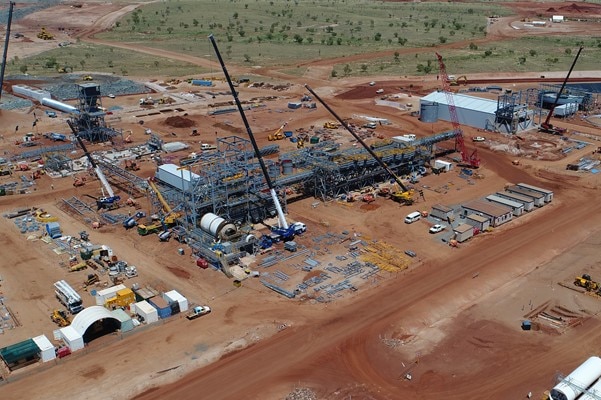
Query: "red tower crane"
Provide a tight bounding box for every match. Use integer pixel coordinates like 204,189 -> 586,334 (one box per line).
435,52 -> 480,168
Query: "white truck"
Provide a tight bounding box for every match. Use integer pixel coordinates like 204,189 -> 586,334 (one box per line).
54,280 -> 84,314
186,305 -> 211,320
200,143 -> 216,151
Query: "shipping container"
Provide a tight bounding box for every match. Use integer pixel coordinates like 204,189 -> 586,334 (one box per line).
148,296 -> 172,319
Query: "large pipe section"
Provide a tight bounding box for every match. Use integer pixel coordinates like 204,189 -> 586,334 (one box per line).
209,34 -> 288,229
41,97 -> 79,114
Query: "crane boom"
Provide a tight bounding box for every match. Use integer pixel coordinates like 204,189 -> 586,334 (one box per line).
435,52 -> 480,168
0,2 -> 15,101
304,84 -> 410,193
540,46 -> 583,135
209,34 -> 288,230
67,120 -> 119,208
148,179 -> 173,214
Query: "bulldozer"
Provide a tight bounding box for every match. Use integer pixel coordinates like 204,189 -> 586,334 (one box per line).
83,273 -> 99,287
37,27 -> 54,40
51,310 -> 70,327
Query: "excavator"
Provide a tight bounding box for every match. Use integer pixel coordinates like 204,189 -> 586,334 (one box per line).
268,122 -> 287,141
305,85 -> 415,205
137,180 -> 182,236
574,274 -> 600,292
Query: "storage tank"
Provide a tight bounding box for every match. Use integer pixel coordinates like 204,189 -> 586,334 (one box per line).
419,101 -> 438,123
200,213 -> 237,239
550,356 -> 601,400
281,160 -> 293,175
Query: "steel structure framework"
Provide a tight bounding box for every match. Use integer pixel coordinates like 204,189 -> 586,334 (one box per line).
69,83 -> 123,143
495,91 -> 536,134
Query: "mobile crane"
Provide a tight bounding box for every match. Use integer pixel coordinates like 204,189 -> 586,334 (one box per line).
137,179 -> 182,236
539,46 -> 583,135
304,85 -> 414,205
435,52 -> 480,168
210,35 -> 301,239
67,120 -> 120,209
268,122 -> 287,141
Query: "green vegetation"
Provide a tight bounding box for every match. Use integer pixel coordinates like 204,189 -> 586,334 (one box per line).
331,36 -> 601,78
95,0 -> 508,66
5,43 -> 206,77
8,1 -> 601,79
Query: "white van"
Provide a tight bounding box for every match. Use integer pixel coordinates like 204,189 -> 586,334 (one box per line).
404,211 -> 421,224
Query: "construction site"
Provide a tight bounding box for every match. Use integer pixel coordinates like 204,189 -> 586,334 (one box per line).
3,2 -> 601,400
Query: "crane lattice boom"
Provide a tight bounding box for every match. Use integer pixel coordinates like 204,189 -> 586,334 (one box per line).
435,53 -> 480,168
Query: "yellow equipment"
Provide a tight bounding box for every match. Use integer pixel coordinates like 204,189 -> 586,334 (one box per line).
51,310 -> 70,327
37,27 -> 54,40
82,75 -> 93,81
575,274 -> 599,291
34,209 -> 59,223
105,288 -> 135,310
324,121 -> 339,129
297,138 -> 305,149
138,180 -> 181,236
84,273 -> 99,287
390,189 -> 414,205
268,123 -> 287,141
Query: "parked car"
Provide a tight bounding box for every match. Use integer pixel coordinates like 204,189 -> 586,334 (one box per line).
107,94 -> 116,99
363,122 -> 377,129
429,224 -> 445,234
472,136 -> 486,142
404,250 -> 416,258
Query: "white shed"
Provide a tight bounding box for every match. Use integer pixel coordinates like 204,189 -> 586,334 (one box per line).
95,284 -> 127,306
163,290 -> 189,312
552,15 -> 564,23
59,325 -> 84,352
32,335 -> 56,362
434,160 -> 453,172
132,300 -> 159,324
453,224 -> 474,243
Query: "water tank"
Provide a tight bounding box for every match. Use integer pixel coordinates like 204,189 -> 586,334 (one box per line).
200,213 -> 237,239
419,101 -> 438,123
550,356 -> 601,400
282,160 -> 293,175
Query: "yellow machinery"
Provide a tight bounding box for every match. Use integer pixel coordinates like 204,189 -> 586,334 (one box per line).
297,138 -> 305,149
324,121 -> 339,129
82,75 -> 93,81
390,188 -> 415,205
84,273 -> 99,287
34,209 -> 59,223
51,310 -> 70,327
268,123 -> 287,141
575,274 -> 600,291
37,27 -> 54,40
105,288 -> 135,309
449,75 -> 467,86
138,180 -> 182,235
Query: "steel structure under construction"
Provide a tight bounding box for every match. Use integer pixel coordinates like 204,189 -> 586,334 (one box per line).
68,83 -> 123,143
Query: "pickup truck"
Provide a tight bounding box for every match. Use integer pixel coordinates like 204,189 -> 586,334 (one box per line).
200,143 -> 216,151
186,305 -> 211,320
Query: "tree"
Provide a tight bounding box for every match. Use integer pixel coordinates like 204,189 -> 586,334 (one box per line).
244,54 -> 251,63
394,52 -> 400,62
80,60 -> 85,69
331,69 -> 338,77
154,61 -> 159,68
193,19 -> 199,27
360,64 -> 368,73
529,49 -> 537,57
19,65 -> 28,74
343,64 -> 352,76
166,27 -> 173,34
469,42 -> 478,50
374,32 -> 382,41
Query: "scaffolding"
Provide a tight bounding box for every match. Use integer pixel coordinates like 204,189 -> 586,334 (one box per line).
495,91 -> 536,134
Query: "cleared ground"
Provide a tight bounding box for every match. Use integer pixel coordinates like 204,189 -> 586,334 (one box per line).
1,2 -> 601,400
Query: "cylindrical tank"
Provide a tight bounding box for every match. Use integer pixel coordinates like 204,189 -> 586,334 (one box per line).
579,376 -> 601,400
282,160 -> 293,175
200,213 -> 237,239
123,217 -> 137,229
419,101 -> 438,123
551,356 -> 601,400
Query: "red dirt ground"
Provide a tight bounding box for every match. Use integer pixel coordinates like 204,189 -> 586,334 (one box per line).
2,2 -> 601,400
